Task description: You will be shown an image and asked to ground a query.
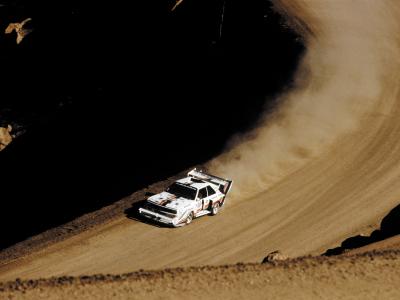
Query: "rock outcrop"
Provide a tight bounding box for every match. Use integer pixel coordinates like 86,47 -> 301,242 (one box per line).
262,250 -> 288,263
0,125 -> 13,151
5,18 -> 32,44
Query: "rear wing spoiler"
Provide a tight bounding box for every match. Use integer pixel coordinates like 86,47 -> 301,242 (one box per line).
188,168 -> 233,195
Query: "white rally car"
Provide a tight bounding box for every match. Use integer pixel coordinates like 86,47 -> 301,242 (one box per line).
138,169 -> 233,227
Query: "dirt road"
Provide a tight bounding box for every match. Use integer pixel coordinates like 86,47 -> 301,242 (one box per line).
1,101 -> 400,281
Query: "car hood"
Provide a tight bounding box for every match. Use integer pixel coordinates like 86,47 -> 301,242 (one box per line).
148,192 -> 194,211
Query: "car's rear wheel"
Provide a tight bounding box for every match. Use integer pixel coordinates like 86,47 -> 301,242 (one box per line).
185,212 -> 194,225
211,203 -> 220,216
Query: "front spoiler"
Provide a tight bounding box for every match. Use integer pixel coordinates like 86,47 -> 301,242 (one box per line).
138,208 -> 187,227
139,208 -> 174,224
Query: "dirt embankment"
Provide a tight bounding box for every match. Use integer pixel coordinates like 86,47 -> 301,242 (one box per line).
325,204 -> 400,256
1,250 -> 399,300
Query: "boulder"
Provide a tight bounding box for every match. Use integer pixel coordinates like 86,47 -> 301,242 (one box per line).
262,250 -> 288,264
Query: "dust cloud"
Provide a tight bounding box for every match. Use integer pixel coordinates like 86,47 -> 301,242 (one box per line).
208,0 -> 400,199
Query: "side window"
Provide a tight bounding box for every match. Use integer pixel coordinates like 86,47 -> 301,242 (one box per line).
206,185 -> 216,196
198,187 -> 208,199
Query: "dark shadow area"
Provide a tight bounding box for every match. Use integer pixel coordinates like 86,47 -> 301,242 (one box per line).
0,0 -> 304,249
324,203 -> 400,256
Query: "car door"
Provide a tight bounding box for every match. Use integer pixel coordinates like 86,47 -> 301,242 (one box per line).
202,186 -> 216,210
206,185 -> 218,203
197,187 -> 208,211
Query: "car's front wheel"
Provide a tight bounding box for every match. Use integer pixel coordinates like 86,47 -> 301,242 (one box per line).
211,203 -> 220,216
185,212 -> 194,225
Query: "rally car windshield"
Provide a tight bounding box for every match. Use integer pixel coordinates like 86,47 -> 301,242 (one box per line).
167,183 -> 197,200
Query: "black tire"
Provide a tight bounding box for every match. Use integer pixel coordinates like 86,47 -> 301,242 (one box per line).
211,202 -> 220,216
185,212 -> 194,225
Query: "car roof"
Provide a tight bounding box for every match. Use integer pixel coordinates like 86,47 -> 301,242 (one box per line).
175,176 -> 211,190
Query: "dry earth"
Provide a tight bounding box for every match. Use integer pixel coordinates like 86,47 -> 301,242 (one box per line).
1,250 -> 399,300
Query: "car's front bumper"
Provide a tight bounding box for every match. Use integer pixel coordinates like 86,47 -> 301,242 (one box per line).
138,208 -> 178,226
